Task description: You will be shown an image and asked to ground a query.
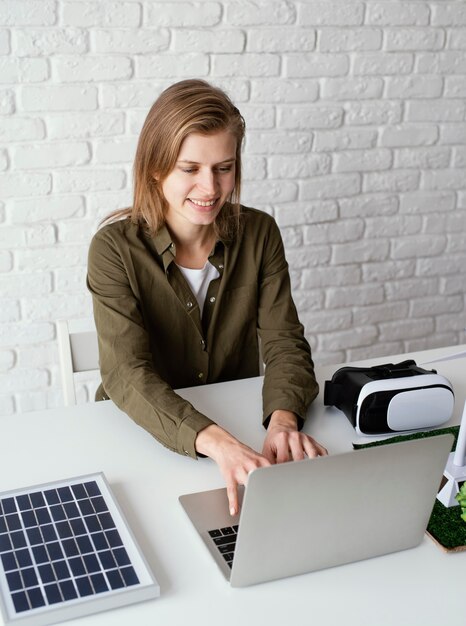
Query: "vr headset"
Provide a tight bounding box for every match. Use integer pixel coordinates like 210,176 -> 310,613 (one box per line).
324,360 -> 454,436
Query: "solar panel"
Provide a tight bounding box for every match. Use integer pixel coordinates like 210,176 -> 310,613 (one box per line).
0,473 -> 160,626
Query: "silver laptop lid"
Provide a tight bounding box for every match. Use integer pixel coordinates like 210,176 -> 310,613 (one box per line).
180,434 -> 453,587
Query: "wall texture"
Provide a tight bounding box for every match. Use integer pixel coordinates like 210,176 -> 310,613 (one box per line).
1,0 -> 466,413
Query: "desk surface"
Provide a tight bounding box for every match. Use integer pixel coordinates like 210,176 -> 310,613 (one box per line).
1,345 -> 466,626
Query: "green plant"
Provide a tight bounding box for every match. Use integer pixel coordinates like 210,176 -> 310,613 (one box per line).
456,483 -> 466,523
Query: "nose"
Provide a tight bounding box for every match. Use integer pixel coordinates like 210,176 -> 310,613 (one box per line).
197,169 -> 217,195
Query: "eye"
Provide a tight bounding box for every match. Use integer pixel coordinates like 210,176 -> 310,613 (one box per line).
216,166 -> 233,173
180,167 -> 197,174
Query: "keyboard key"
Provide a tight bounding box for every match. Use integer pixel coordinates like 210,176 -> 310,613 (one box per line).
220,527 -> 235,535
218,543 -> 236,554
208,529 -> 222,538
213,535 -> 237,546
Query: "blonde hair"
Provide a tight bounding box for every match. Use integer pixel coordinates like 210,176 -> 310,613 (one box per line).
103,79 -> 245,240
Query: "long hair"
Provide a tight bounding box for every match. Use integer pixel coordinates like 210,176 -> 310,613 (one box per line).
103,79 -> 245,240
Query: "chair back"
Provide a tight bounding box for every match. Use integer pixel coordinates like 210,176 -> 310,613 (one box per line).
56,318 -> 99,406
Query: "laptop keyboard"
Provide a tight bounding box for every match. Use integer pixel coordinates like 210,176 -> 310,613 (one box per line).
208,526 -> 238,569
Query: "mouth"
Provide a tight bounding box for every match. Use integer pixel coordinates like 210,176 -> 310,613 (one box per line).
186,197 -> 220,213
188,198 -> 218,208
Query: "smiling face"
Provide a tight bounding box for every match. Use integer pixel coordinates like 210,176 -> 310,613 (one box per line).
160,130 -> 237,236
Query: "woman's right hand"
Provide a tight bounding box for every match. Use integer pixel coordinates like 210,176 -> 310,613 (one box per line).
195,424 -> 270,516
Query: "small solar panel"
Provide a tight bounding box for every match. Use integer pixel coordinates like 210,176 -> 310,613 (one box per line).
0,473 -> 159,626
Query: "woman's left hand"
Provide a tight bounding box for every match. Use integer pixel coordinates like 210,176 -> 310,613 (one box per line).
262,409 -> 328,464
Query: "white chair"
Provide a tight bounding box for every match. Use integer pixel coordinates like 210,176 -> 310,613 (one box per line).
56,318 -> 100,406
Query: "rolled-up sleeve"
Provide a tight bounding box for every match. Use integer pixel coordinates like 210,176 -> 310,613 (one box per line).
87,227 -> 214,458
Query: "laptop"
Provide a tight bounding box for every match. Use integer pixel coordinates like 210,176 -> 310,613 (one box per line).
179,434 -> 453,587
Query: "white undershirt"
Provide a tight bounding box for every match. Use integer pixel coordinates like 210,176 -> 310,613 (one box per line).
176,261 -> 220,312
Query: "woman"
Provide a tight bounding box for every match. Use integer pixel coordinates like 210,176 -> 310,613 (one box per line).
87,79 -> 327,516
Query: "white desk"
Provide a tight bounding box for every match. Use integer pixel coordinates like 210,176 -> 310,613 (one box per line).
1,345 -> 465,626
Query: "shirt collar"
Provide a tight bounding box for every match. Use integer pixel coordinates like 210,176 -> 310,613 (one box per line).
153,224 -> 174,256
153,224 -> 226,271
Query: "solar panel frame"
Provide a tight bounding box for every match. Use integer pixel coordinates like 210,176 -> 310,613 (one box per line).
0,473 -> 160,626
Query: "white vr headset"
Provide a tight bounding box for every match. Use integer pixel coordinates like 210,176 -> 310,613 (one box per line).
324,360 -> 454,436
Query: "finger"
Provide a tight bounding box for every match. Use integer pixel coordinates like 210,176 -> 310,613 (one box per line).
317,443 -> 329,456
259,455 -> 272,469
303,437 -> 328,458
261,441 -> 278,464
245,454 -> 272,478
276,449 -> 291,464
226,482 -> 239,517
274,434 -> 292,464
311,438 -> 329,456
288,436 -> 306,461
226,463 -> 257,516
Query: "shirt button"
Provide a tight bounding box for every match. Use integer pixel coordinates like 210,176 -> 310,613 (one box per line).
183,449 -> 189,456
187,301 -> 193,308
218,264 -> 224,270
209,297 -> 216,303
198,372 -> 204,379
200,339 -> 205,349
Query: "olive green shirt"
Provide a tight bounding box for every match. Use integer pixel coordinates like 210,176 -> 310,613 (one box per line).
87,206 -> 318,458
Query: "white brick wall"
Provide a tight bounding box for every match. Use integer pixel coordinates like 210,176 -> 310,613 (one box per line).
1,0 -> 466,414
